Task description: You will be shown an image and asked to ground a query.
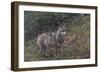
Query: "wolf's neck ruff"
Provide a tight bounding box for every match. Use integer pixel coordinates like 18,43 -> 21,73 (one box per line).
56,30 -> 65,44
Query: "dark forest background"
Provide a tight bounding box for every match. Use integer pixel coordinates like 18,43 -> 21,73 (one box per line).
24,11 -> 90,61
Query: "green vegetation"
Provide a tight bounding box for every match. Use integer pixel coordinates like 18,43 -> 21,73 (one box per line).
24,11 -> 90,61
